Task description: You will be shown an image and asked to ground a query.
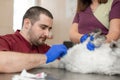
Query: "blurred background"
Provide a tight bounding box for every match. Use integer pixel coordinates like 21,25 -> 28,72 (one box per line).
0,0 -> 77,45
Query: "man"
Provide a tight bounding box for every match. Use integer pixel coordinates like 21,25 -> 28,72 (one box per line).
0,6 -> 67,73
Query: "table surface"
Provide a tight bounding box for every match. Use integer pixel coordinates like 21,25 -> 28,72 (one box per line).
0,68 -> 120,80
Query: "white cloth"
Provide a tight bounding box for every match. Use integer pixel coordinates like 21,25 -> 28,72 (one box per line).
12,69 -> 47,80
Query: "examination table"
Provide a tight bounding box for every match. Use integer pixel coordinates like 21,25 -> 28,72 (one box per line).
0,68 -> 120,80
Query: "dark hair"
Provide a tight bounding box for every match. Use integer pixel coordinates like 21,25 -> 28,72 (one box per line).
77,0 -> 108,12
22,6 -> 53,26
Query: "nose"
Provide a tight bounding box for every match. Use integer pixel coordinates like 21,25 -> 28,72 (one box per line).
44,29 -> 49,36
44,29 -> 53,39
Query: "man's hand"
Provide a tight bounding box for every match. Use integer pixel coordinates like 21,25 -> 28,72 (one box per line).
45,44 -> 67,63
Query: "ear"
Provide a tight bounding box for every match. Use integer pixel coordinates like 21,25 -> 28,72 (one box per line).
23,18 -> 31,29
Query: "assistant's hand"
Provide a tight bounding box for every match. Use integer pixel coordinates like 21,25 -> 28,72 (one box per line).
80,34 -> 95,51
87,41 -> 95,51
80,34 -> 95,43
45,44 -> 67,63
80,34 -> 89,43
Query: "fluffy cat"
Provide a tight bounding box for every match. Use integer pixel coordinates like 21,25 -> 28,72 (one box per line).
40,29 -> 120,75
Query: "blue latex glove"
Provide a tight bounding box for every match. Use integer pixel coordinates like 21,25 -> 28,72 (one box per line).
80,34 -> 89,43
90,35 -> 94,41
46,44 -> 67,63
87,41 -> 95,51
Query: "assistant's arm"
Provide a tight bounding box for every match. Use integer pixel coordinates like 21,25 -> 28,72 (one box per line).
69,23 -> 83,43
106,19 -> 120,42
70,19 -> 120,43
106,0 -> 120,42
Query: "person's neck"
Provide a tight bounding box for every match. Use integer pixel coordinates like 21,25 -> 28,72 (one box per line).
92,0 -> 98,3
20,29 -> 32,45
92,0 -> 99,6
91,0 -> 99,12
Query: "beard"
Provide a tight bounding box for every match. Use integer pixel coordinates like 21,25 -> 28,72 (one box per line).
30,36 -> 47,46
32,38 -> 46,46
28,28 -> 47,46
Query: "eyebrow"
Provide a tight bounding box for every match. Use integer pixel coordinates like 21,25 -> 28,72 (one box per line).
40,24 -> 52,29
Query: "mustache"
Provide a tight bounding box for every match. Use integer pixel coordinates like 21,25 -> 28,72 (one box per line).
39,36 -> 47,41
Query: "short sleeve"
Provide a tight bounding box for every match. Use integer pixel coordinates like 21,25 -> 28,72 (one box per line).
0,37 -> 10,51
73,12 -> 80,23
109,0 -> 120,20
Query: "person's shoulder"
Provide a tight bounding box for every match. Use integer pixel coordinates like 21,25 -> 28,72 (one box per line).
0,33 -> 14,39
0,32 -> 19,43
112,0 -> 120,4
113,0 -> 120,2
111,0 -> 120,8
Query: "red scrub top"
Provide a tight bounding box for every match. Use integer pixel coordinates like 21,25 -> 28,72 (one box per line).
0,30 -> 50,54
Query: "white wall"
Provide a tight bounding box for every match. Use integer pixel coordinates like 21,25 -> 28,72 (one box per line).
0,0 -> 14,35
40,0 -> 75,45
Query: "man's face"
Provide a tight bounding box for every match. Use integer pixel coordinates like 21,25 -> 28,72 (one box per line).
28,14 -> 53,46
